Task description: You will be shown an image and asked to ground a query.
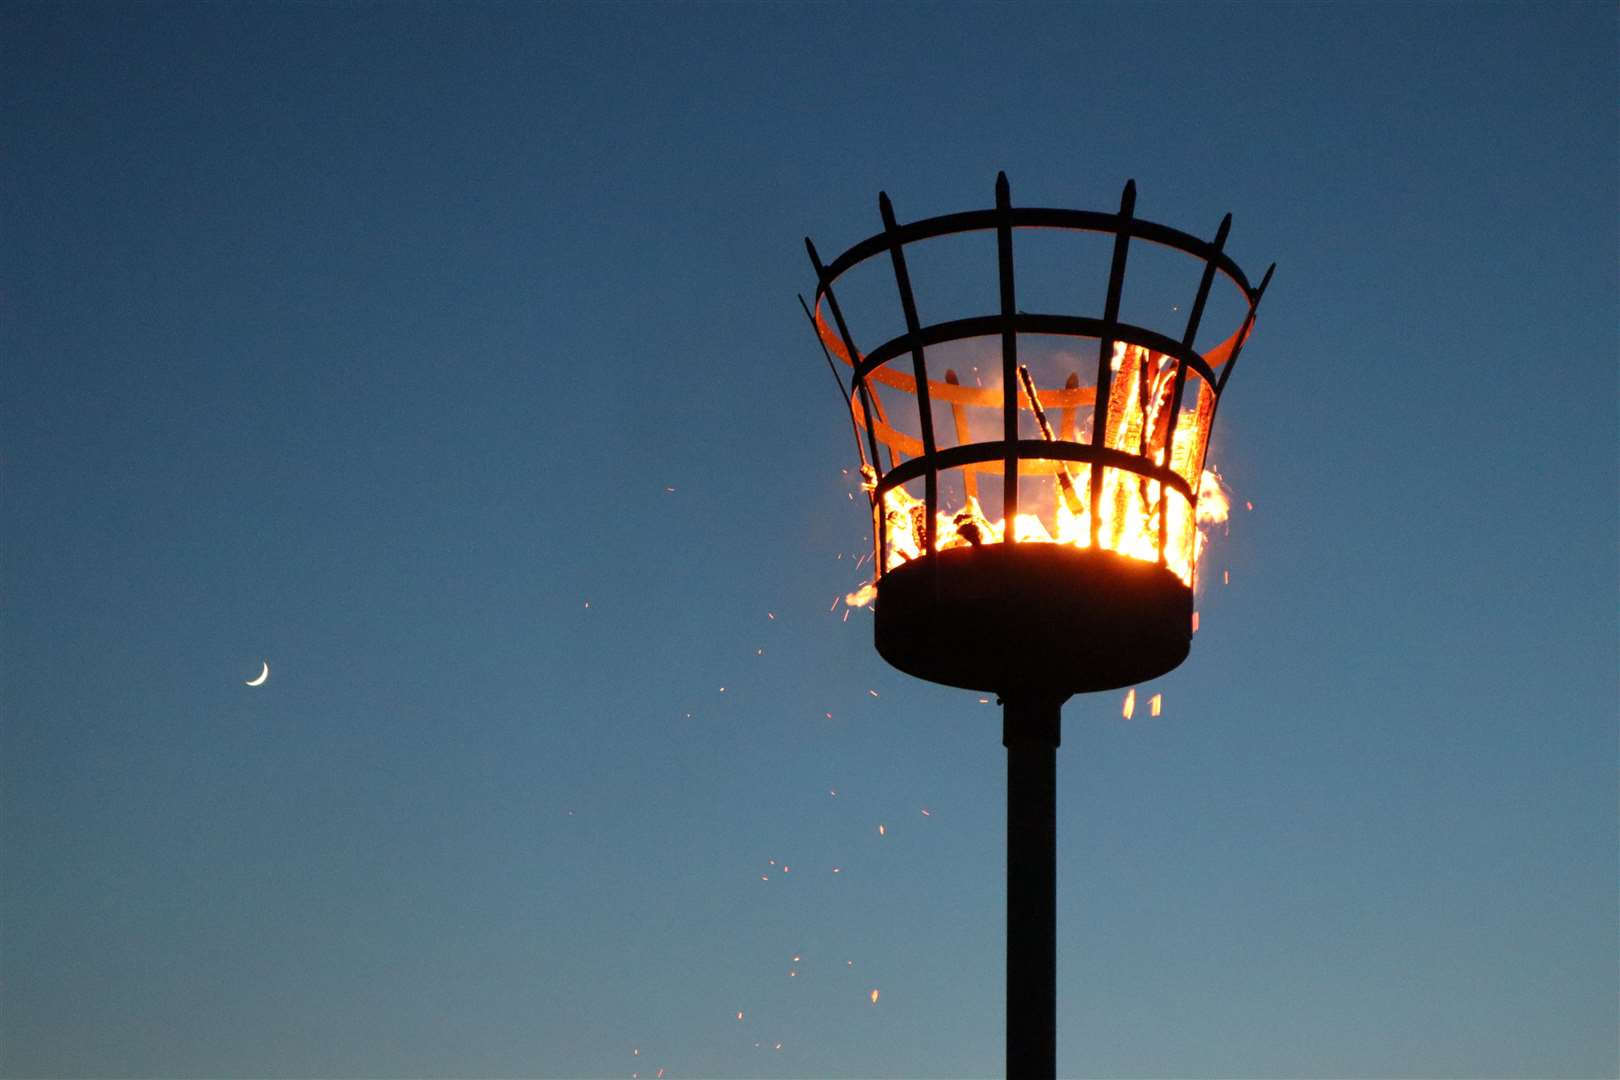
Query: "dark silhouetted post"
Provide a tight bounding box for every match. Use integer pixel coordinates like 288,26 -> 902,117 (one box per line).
1004,693 -> 1063,1078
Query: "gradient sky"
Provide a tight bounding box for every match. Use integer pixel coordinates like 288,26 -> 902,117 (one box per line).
3,4 -> 1615,1078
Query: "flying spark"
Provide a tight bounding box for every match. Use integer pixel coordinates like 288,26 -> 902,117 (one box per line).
1149,693 -> 1162,717
1122,688 -> 1136,719
870,989 -> 880,1004
877,824 -> 886,836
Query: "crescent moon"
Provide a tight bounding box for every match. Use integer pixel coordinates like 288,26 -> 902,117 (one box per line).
245,661 -> 269,687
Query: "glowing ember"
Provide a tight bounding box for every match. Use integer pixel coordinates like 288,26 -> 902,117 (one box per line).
1122,688 -> 1136,719
877,824 -> 886,836
870,989 -> 880,1004
1149,692 -> 1162,717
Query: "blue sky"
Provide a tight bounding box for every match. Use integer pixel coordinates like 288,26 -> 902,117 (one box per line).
3,3 -> 1615,1077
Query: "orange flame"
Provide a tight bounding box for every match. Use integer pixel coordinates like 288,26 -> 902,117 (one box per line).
845,344 -> 1230,607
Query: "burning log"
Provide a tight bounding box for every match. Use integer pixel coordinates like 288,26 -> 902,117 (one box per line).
1017,365 -> 1085,516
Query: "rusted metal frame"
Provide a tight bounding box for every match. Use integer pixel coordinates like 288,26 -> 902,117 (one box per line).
797,293 -> 870,475
805,237 -> 889,567
1089,180 -> 1136,548
876,440 -> 1193,507
995,172 -> 1019,537
852,313 -> 1216,392
944,370 -> 977,501
1157,213 -> 1231,562
878,192 -> 939,557
823,206 -> 1253,299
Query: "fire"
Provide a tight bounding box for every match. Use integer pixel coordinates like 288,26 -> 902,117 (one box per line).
845,581 -> 877,607
846,345 -> 1230,606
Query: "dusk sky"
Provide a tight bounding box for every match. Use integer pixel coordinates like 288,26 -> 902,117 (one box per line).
3,4 -> 1615,1078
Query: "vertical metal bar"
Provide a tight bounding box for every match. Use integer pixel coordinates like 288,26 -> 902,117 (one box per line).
1158,214 -> 1230,562
1089,180 -> 1136,549
797,293 -> 869,475
995,172 -> 1020,537
805,239 -> 883,473
1004,693 -> 1063,1080
879,192 -> 938,556
806,237 -> 889,567
945,369 -> 977,502
1214,263 -> 1276,395
1196,263 -> 1273,569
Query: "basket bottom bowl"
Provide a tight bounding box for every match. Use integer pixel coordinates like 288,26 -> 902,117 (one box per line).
873,543 -> 1193,695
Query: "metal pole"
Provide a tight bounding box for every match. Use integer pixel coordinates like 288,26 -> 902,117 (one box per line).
1003,693 -> 1064,1079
